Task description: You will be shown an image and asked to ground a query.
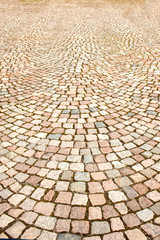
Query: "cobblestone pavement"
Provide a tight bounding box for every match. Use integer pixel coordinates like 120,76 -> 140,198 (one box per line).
0,0 -> 160,239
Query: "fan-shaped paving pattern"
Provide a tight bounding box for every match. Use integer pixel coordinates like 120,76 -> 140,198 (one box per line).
0,0 -> 160,239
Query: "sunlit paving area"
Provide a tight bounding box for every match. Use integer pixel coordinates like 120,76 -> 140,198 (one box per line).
0,0 -> 160,239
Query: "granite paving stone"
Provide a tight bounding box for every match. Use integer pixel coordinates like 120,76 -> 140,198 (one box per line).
72,193 -> 88,206
122,213 -> 141,228
108,190 -> 127,202
34,202 -> 55,216
0,203 -> 10,215
150,203 -> 160,215
37,230 -> 57,240
20,211 -> 38,224
91,221 -> 110,235
35,216 -> 57,230
0,214 -> 14,228
103,232 -> 126,240
89,207 -> 102,220
56,219 -> 71,233
21,227 -> 41,240
57,233 -> 81,240
72,220 -> 89,234
84,237 -> 101,240
125,229 -> 147,240
110,217 -> 125,231
70,207 -> 86,220
5,221 -> 26,239
20,198 -> 36,211
137,209 -> 154,222
141,223 -> 160,238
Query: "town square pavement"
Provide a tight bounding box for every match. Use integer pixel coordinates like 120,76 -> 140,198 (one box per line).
0,0 -> 160,239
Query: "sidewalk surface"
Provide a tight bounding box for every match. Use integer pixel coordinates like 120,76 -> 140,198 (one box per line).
0,0 -> 160,239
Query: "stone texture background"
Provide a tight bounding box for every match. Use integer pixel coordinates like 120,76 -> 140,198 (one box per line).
0,0 -> 160,239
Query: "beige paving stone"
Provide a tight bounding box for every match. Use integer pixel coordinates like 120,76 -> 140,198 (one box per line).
20,211 -> 38,224
5,221 -> 25,239
89,194 -> 106,206
115,202 -> 128,214
0,203 -> 11,215
89,207 -> 102,220
141,223 -> 160,238
137,209 -> 154,222
108,191 -> 127,203
155,217 -> 160,225
8,194 -> 25,206
35,216 -> 57,230
122,213 -> 141,227
34,202 -> 55,216
0,214 -> 14,228
111,217 -> 124,231
31,188 -> 45,200
103,232 -> 125,240
0,233 -> 9,238
37,230 -> 57,240
21,227 -> 41,239
102,205 -> 119,219
8,208 -> 24,218
70,207 -> 86,219
84,237 -> 101,240
56,219 -> 71,233
72,220 -> 89,234
72,193 -> 88,206
54,204 -> 71,218
20,198 -> 36,211
125,229 -> 147,240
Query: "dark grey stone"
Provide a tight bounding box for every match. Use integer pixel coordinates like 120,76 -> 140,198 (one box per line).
95,122 -> 106,128
91,221 -> 110,234
71,109 -> 80,114
47,134 -> 61,140
146,110 -> 157,116
57,233 -> 81,240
